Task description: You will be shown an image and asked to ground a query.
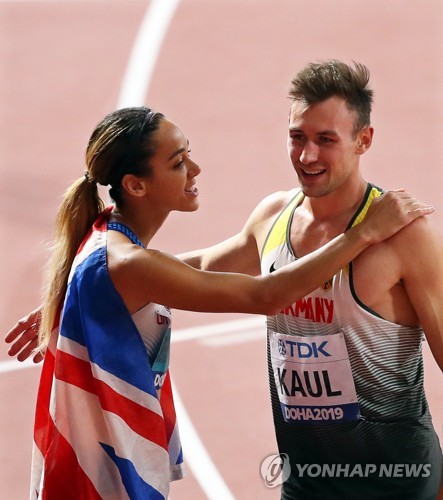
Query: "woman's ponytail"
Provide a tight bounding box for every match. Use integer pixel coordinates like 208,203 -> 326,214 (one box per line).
39,175 -> 104,348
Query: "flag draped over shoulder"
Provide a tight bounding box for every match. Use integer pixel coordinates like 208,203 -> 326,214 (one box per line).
31,209 -> 183,499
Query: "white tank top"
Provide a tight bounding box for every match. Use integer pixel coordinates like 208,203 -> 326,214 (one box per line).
131,303 -> 171,363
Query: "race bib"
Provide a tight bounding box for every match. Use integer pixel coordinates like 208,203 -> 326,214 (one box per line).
269,331 -> 360,424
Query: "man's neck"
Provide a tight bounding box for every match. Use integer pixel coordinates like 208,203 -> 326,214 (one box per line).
290,178 -> 370,256
301,178 -> 368,223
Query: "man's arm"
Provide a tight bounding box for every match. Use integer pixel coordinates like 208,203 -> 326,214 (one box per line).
178,231 -> 261,275
178,190 -> 294,275
395,218 -> 443,371
4,306 -> 44,363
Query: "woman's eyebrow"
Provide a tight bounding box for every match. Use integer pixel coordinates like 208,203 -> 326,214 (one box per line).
167,140 -> 190,161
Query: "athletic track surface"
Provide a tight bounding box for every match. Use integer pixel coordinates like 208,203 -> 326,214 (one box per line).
0,1 -> 441,498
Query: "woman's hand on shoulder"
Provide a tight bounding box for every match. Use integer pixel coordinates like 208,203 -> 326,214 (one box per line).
361,189 -> 434,245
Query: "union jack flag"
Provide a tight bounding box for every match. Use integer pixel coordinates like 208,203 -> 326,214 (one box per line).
31,209 -> 183,499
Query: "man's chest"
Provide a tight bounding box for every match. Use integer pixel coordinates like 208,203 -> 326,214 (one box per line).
290,225 -> 419,327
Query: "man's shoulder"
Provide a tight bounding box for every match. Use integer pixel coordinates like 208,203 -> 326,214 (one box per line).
244,189 -> 300,249
390,216 -> 441,247
360,216 -> 442,275
252,188 -> 300,220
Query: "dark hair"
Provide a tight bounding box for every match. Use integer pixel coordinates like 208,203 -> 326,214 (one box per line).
86,106 -> 164,205
288,60 -> 373,135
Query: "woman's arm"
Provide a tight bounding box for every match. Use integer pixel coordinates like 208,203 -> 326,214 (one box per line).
4,190 -> 434,359
111,191 -> 434,315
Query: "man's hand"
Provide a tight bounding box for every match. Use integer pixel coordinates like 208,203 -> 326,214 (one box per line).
4,306 -> 44,363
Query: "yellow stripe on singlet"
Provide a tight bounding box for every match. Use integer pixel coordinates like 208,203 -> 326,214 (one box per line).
350,186 -> 382,227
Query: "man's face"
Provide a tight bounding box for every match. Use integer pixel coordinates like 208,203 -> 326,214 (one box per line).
287,96 -> 372,198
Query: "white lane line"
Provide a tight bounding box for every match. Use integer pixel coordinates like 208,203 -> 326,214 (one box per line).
0,358 -> 38,374
0,318 -> 266,374
200,329 -> 263,347
117,0 -> 181,108
171,380 -> 235,500
171,316 -> 266,343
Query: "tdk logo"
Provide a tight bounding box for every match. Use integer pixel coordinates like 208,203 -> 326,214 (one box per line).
282,340 -> 331,358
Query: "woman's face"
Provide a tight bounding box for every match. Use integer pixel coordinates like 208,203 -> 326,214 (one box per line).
145,118 -> 201,214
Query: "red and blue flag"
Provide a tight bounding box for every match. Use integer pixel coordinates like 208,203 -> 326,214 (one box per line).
31,210 -> 183,499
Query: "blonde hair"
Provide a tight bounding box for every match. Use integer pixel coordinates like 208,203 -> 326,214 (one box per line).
38,107 -> 163,348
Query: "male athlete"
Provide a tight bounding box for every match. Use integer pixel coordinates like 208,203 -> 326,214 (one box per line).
6,60 -> 443,498
183,60 -> 443,499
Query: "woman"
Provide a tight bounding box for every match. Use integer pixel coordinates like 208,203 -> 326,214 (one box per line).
8,107 -> 432,499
